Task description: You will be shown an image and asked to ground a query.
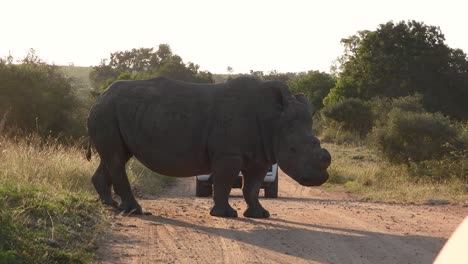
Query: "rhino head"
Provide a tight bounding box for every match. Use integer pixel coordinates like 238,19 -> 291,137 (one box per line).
269,81 -> 331,186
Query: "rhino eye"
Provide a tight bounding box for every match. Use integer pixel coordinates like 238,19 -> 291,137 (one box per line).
289,147 -> 296,153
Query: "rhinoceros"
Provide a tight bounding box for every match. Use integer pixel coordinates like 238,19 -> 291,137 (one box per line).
87,76 -> 331,218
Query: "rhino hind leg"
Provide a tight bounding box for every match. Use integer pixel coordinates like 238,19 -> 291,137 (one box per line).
91,161 -> 118,208
92,130 -> 142,214
209,156 -> 241,218
108,161 -> 142,215
102,145 -> 142,214
242,167 -> 270,218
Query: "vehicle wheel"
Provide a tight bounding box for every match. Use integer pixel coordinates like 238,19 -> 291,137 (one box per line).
196,178 -> 213,197
264,170 -> 278,198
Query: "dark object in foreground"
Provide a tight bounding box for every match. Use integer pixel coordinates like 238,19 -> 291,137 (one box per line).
87,77 -> 331,218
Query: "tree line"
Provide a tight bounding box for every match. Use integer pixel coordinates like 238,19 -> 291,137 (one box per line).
90,44 -> 213,91
0,49 -> 80,137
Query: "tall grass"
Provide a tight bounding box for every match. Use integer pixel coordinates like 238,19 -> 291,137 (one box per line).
323,143 -> 468,204
0,136 -> 98,191
0,135 -> 103,263
0,135 -> 173,263
0,136 -> 176,264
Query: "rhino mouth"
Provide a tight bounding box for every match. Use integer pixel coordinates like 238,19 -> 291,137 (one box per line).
298,170 -> 329,186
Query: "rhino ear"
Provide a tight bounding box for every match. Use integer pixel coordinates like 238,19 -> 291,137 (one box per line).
294,93 -> 308,104
294,93 -> 311,108
265,80 -> 293,109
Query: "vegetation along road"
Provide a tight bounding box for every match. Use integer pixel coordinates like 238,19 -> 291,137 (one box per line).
97,170 -> 467,264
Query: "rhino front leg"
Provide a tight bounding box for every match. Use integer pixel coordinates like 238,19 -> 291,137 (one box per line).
242,166 -> 270,218
209,156 -> 241,217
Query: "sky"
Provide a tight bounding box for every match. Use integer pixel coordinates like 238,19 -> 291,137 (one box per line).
1,0 -> 467,74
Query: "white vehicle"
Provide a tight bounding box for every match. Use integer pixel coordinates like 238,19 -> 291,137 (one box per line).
196,164 -> 279,198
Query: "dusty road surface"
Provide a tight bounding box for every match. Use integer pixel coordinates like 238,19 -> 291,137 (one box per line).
97,171 -> 467,264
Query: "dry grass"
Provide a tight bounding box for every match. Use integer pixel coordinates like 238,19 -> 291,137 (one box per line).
0,135 -> 103,263
323,143 -> 468,204
0,135 -> 172,195
0,135 -> 98,192
0,135 -> 172,263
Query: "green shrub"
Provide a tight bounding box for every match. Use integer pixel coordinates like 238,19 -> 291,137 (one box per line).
391,94 -> 425,113
371,109 -> 461,163
371,95 -> 425,126
321,98 -> 374,137
288,71 -> 336,114
407,158 -> 466,183
0,50 -> 82,138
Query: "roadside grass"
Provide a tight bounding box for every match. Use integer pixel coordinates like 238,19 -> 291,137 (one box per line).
0,135 -> 103,263
323,143 -> 468,204
0,135 -> 173,263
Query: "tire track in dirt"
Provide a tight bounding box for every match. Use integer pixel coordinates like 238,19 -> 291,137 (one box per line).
97,171 -> 467,264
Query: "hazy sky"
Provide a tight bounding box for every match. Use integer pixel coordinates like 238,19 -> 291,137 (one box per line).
1,0 -> 467,73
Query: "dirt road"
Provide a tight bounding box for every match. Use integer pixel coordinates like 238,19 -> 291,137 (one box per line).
97,171 -> 467,264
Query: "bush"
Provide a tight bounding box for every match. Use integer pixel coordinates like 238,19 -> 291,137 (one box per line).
321,98 -> 374,137
407,158 -> 466,183
371,95 -> 425,125
371,109 -> 461,163
391,94 -> 426,113
313,110 -> 363,145
288,71 -> 336,114
0,50 -> 81,138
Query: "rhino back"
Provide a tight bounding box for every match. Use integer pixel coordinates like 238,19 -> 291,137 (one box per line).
101,78 -> 219,176
91,77 -> 280,176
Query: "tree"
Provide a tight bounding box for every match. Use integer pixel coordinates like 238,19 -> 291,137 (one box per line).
90,44 -> 213,90
324,20 -> 468,119
321,98 -> 374,136
288,71 -> 336,113
0,49 -> 78,136
244,70 -> 298,83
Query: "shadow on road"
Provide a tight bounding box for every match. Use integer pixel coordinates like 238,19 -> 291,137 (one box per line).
134,213 -> 444,263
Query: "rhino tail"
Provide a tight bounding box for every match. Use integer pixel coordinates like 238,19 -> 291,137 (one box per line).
86,139 -> 92,161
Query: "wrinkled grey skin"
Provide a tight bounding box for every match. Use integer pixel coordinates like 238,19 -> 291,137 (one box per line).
87,77 -> 331,218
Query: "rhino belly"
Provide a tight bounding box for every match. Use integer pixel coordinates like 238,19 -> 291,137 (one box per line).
133,149 -> 210,177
